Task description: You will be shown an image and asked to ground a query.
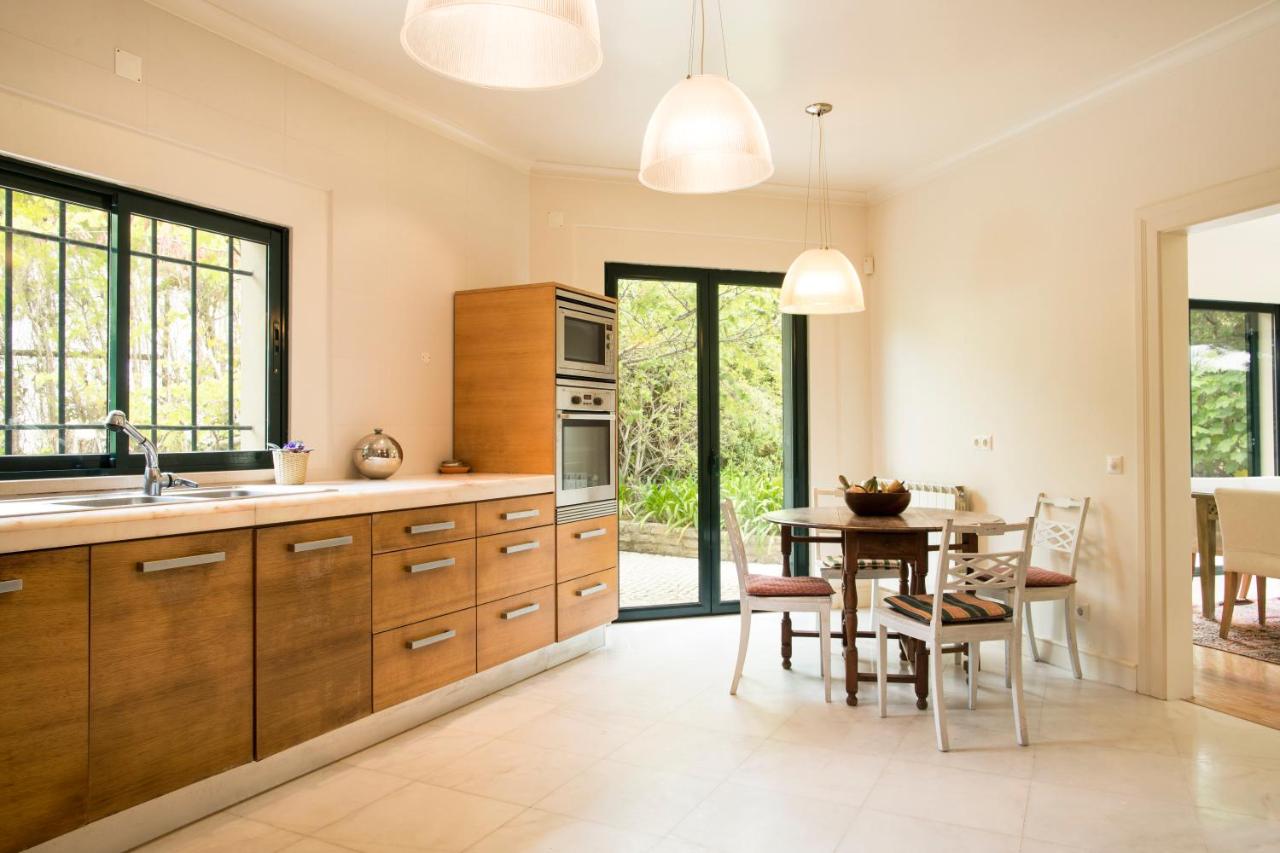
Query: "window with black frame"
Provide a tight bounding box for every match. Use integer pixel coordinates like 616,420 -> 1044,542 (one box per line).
0,157 -> 287,479
1189,300 -> 1278,477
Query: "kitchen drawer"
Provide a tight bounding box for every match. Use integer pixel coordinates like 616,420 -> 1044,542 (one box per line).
373,609 -> 477,711
476,493 -> 555,537
0,547 -> 88,853
255,516 -> 372,759
373,503 -> 475,554
476,585 -> 555,671
556,567 -> 618,641
556,515 -> 617,583
90,530 -> 254,819
476,525 -> 555,604
373,540 -> 475,633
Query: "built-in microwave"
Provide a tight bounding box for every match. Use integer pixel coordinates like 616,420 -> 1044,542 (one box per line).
556,290 -> 616,382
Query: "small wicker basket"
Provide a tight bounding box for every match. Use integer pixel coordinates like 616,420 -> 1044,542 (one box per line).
272,450 -> 309,485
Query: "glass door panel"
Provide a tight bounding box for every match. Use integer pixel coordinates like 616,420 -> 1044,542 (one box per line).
615,277 -> 702,610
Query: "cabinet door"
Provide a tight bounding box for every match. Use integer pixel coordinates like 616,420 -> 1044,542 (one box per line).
89,531 -> 253,819
373,609 -> 477,712
256,516 -> 372,758
556,515 -> 617,582
475,526 -> 556,604
476,585 -> 555,671
0,547 -> 88,853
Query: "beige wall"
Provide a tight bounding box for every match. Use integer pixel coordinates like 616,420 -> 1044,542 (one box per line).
867,21 -> 1280,685
0,0 -> 529,479
529,174 -> 873,494
1189,210 -> 1280,303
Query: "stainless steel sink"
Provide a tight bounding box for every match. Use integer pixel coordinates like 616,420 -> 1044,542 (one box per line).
168,488 -> 278,500
54,495 -> 184,508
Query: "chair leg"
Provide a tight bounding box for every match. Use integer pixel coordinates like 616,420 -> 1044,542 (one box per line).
1010,629 -> 1029,746
1220,573 -> 1239,640
1004,639 -> 1011,688
1064,590 -> 1083,679
967,640 -> 978,710
870,578 -> 880,630
819,604 -> 832,703
931,640 -> 949,752
1025,601 -> 1042,663
1259,577 -> 1267,625
877,623 -> 888,718
731,604 -> 752,695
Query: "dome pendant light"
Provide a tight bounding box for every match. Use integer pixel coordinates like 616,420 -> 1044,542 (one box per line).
781,103 -> 864,315
639,0 -> 773,194
400,0 -> 603,91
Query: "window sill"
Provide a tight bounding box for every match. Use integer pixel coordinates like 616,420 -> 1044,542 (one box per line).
0,468 -> 274,499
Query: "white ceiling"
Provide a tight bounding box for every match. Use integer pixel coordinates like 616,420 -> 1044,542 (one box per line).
165,0 -> 1269,194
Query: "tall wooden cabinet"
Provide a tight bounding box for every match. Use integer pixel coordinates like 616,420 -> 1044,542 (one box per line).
0,547 -> 88,853
89,531 -> 254,819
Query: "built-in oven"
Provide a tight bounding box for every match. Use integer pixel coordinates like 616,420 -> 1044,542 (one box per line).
555,382 -> 616,513
556,290 -> 616,382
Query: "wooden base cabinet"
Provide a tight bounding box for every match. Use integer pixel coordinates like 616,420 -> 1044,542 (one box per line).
255,516 -> 372,758
477,585 -> 555,671
0,547 -> 88,853
89,531 -> 253,820
556,567 -> 618,641
373,609 -> 477,711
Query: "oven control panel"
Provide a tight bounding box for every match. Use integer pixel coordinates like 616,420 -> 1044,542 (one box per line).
556,384 -> 615,412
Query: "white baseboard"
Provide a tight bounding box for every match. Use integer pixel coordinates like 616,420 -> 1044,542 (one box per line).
1028,635 -> 1138,691
30,627 -> 607,853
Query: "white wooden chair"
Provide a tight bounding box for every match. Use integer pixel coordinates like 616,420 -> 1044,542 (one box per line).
876,518 -> 1033,752
1216,487 -> 1280,639
1022,494 -> 1090,679
812,487 -> 903,629
725,499 -> 833,702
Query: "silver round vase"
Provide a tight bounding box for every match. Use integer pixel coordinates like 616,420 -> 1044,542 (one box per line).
353,428 -> 403,479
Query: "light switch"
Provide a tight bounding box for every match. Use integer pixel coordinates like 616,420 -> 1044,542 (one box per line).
114,48 -> 142,83
547,211 -> 565,228
1106,455 -> 1124,475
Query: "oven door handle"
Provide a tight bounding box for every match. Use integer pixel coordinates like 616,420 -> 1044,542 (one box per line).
558,412 -> 615,420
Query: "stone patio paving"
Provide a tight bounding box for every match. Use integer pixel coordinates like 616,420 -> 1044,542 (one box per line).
618,550 -> 781,608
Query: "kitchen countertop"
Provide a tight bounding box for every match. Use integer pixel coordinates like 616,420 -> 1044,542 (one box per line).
0,473 -> 555,555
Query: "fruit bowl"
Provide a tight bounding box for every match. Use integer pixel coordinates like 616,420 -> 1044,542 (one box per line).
844,490 -> 912,516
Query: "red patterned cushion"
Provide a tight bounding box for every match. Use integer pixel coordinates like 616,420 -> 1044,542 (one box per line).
1026,566 -> 1076,587
744,574 -> 834,597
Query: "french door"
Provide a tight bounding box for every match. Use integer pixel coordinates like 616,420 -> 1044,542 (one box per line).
606,263 -> 809,620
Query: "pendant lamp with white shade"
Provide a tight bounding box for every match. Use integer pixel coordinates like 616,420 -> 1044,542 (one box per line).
781,103 -> 864,315
639,0 -> 773,194
400,0 -> 603,91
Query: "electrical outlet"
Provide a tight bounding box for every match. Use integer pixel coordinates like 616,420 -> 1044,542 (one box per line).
1075,603 -> 1090,621
972,434 -> 993,451
1106,455 -> 1124,475
419,351 -> 431,365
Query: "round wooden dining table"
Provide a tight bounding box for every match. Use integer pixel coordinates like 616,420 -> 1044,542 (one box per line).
762,506 -> 1003,708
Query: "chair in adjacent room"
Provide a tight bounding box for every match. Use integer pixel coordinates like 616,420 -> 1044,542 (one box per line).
1216,487 -> 1280,639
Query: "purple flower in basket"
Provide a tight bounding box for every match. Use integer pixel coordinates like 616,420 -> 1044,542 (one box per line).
271,440 -> 313,453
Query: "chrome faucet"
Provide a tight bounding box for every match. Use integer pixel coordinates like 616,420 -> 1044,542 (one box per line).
103,410 -> 199,496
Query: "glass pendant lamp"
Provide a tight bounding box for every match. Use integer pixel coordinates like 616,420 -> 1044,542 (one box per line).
639,0 -> 773,194
781,103 -> 864,315
400,0 -> 603,91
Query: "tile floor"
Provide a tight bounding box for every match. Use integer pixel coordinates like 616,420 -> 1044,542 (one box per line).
138,612 -> 1280,853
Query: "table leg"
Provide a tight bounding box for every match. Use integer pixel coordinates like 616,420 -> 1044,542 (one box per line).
912,532 -> 930,710
1196,496 -> 1216,621
843,529 -> 859,706
781,526 -> 792,670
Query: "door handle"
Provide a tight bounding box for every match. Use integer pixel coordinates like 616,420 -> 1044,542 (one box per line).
290,535 -> 353,553
0,578 -> 22,595
501,602 -> 540,620
575,528 -> 607,540
406,557 -> 455,574
576,582 -> 608,597
139,552 -> 226,573
408,521 -> 455,535
501,509 -> 540,521
406,629 -> 456,650
501,541 -> 539,555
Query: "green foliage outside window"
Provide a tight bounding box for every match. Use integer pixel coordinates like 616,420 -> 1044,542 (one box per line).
1189,308 -> 1253,477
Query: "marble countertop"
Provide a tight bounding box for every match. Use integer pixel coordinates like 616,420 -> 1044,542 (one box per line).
0,473 -> 555,555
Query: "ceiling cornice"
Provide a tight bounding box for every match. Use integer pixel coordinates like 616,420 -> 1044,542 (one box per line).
530,161 -> 870,206
143,0 -> 534,172
869,0 -> 1280,204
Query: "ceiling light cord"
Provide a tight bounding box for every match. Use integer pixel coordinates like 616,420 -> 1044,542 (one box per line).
686,0 -> 729,79
802,116 -> 815,250
717,0 -> 729,79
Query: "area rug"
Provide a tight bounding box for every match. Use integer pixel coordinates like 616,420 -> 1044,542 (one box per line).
1193,595 -> 1280,664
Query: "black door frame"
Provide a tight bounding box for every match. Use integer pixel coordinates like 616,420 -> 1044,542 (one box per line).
606,262 -> 810,621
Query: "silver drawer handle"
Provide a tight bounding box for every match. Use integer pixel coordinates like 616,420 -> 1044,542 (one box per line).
575,528 -> 607,540
576,582 -> 608,597
139,552 -> 226,573
501,509 -> 540,521
406,629 -> 456,650
408,521 -> 455,535
501,540 -> 539,555
501,602 -> 540,620
0,578 -> 23,595
407,557 -> 455,574
290,535 -> 353,553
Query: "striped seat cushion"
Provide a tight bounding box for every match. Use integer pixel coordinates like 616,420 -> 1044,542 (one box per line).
1026,566 -> 1076,587
744,574 -> 834,597
883,593 -> 1013,624
822,557 -> 903,569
